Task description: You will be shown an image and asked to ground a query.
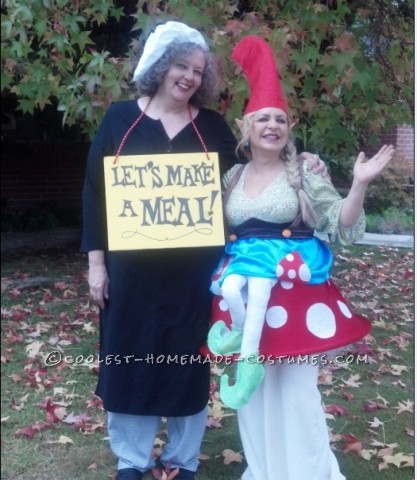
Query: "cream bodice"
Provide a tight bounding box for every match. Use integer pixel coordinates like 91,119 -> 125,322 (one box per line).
223,162 -> 365,245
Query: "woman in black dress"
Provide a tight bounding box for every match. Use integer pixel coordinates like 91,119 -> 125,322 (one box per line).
81,21 -> 238,480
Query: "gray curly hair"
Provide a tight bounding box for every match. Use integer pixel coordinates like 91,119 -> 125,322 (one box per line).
136,42 -> 220,107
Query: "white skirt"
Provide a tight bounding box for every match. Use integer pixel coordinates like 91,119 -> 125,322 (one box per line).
237,362 -> 346,480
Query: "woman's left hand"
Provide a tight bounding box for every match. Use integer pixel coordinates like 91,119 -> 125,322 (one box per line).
298,152 -> 329,178
353,145 -> 395,186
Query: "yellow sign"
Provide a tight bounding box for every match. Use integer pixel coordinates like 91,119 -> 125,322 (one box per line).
103,152 -> 225,250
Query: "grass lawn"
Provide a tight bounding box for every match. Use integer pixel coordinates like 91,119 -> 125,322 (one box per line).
1,244 -> 414,480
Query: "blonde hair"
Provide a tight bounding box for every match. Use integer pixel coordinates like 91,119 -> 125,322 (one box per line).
236,114 -> 318,228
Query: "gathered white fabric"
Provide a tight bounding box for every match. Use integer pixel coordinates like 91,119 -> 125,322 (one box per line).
238,363 -> 346,480
133,21 -> 209,81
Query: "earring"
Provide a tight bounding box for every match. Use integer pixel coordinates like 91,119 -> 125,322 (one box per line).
245,141 -> 250,149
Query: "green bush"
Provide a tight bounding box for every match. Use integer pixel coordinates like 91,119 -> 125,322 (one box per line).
333,157 -> 414,215
364,167 -> 414,214
366,207 -> 414,234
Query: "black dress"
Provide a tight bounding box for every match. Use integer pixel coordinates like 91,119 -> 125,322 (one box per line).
81,100 -> 238,416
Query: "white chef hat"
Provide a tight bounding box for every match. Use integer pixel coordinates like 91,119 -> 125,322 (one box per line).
133,21 -> 209,82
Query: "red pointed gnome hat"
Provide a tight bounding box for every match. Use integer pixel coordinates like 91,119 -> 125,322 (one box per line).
232,35 -> 288,115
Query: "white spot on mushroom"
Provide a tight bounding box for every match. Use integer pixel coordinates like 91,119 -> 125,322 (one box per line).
219,298 -> 229,312
281,281 -> 294,290
276,264 -> 284,278
306,303 -> 336,338
299,263 -> 312,282
266,306 -> 288,328
286,253 -> 295,261
288,269 -> 296,279
337,300 -> 352,318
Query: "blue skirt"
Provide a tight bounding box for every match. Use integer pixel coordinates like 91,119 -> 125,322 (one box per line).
212,237 -> 333,289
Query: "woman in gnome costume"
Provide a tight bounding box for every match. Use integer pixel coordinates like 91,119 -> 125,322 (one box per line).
207,35 -> 394,479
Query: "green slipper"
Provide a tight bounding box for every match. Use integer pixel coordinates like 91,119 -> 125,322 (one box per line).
207,321 -> 243,355
220,354 -> 265,409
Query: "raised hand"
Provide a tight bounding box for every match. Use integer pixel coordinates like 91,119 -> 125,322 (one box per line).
340,144 -> 395,228
353,145 -> 395,186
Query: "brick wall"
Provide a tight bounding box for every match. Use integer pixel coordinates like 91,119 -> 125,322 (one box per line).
362,124 -> 414,172
359,124 -> 414,189
395,125 -> 414,164
1,141 -> 89,213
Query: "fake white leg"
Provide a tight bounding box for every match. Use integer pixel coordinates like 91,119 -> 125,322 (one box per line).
237,362 -> 346,480
221,273 -> 248,329
240,276 -> 277,357
219,276 -> 276,408
207,274 -> 247,355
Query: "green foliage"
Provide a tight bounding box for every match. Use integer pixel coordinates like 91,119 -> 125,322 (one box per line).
330,152 -> 414,215
1,0 -> 414,161
1,0 -> 131,138
363,166 -> 413,214
366,207 -> 414,234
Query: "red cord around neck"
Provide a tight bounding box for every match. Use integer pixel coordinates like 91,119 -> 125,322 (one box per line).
113,98 -> 210,163
113,97 -> 152,164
